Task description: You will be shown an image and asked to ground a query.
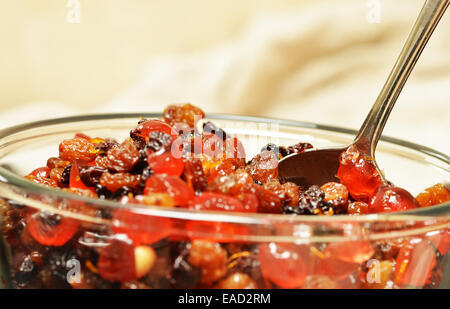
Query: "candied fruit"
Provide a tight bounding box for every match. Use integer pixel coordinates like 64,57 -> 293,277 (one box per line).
147,151 -> 185,177
59,137 -> 97,163
12,102 -> 450,290
188,192 -> 246,213
416,183 -> 450,207
144,174 -> 194,207
259,243 -> 307,288
104,138 -> 140,172
188,240 -> 227,284
337,145 -> 383,201
163,103 -> 205,129
26,210 -> 79,246
99,172 -> 141,193
369,185 -> 420,213
182,157 -> 208,193
98,237 -> 137,282
394,238 -> 436,288
245,150 -> 278,184
216,273 -> 257,289
112,209 -> 172,245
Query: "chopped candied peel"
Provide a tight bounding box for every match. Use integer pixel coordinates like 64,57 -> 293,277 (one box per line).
227,251 -> 252,270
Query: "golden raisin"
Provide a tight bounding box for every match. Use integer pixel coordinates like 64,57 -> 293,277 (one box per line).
163,103 -> 205,128
282,182 -> 300,206
105,138 -> 140,172
49,167 -> 64,185
245,150 -> 278,184
99,172 -> 141,192
347,201 -> 369,215
216,273 -> 257,289
46,157 -> 68,169
321,182 -> 349,202
59,137 -> 97,163
25,175 -> 58,187
189,240 -> 228,285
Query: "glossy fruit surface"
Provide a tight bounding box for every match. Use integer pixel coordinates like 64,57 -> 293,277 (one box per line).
259,243 -> 307,288
369,185 -> 420,213
26,210 -> 79,246
144,174 -> 194,207
112,209 -> 172,245
337,146 -> 383,201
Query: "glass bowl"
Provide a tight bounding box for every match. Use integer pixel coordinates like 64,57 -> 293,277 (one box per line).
0,113 -> 449,289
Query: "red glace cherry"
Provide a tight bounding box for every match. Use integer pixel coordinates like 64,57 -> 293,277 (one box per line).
369,185 -> 420,213
134,119 -> 178,141
98,237 -> 137,282
69,161 -> 96,194
259,243 -> 307,288
317,241 -> 375,280
112,209 -> 172,246
26,210 -> 79,246
147,151 -> 185,177
27,167 -> 50,179
186,192 -> 251,242
144,174 -> 194,207
337,145 -> 383,201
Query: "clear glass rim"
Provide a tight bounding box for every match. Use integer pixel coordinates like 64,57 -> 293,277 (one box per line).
0,112 -> 449,226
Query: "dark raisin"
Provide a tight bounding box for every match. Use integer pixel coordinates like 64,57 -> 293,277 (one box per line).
203,121 -> 227,140
95,139 -> 119,154
169,243 -> 201,289
147,131 -> 172,152
130,130 -> 147,149
283,185 -> 337,215
12,254 -> 37,286
45,246 -> 78,283
79,165 -> 107,187
112,186 -> 139,200
61,165 -> 72,186
182,158 -> 208,193
129,149 -> 149,175
261,143 -> 279,157
140,166 -> 153,185
94,184 -> 113,200
279,142 -> 314,158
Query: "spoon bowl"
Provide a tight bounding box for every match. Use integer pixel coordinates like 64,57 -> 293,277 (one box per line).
279,148 -> 344,188
279,0 -> 449,188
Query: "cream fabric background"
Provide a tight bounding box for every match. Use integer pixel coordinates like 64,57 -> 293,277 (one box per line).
1,0 -> 449,153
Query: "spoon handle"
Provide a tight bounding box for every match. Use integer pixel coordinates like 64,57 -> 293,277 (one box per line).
354,0 -> 449,154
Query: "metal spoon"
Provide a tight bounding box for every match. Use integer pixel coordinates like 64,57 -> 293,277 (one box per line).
279,0 -> 449,188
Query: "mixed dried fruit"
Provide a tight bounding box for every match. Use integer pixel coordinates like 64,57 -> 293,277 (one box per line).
1,103 -> 449,289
